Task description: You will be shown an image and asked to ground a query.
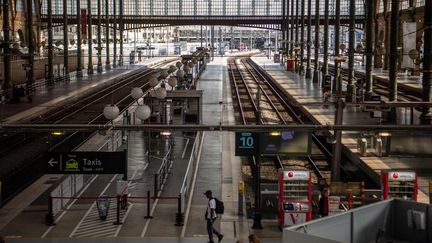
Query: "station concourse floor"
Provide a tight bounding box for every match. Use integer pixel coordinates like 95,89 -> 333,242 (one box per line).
0,56 -> 283,243
252,56 -> 431,203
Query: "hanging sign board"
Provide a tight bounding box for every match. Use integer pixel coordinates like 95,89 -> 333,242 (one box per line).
45,151 -> 126,174
235,132 -> 258,156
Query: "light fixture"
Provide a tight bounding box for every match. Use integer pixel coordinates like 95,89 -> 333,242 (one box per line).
378,131 -> 391,137
270,131 -> 280,136
131,87 -> 143,100
160,130 -> 172,136
103,104 -> 120,120
135,104 -> 151,120
51,131 -> 64,136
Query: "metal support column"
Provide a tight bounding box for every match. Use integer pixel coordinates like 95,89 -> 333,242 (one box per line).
322,0 -> 329,86
113,0 -> 117,68
305,0 -> 312,78
201,25 -> 204,47
421,0 -> 432,123
331,99 -> 345,182
97,0 -> 103,72
388,0 -> 399,120
76,0 -> 83,77
346,0 -> 356,102
252,155 -> 263,229
63,0 -> 69,79
294,0 -> 299,72
299,0 -> 305,74
26,0 -> 35,90
364,0 -> 375,100
87,0 -> 94,74
47,0 -> 54,84
105,0 -> 111,69
333,0 -> 341,93
282,0 -> 286,63
2,0 -> 11,97
313,0 -> 320,83
211,26 -> 215,60
119,0 -> 123,66
290,0 -> 294,55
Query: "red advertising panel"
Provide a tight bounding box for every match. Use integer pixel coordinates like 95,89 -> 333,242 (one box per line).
81,9 -> 87,35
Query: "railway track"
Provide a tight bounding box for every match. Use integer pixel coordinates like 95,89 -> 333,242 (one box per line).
228,57 -> 327,183
0,59 -> 177,205
229,56 -> 380,188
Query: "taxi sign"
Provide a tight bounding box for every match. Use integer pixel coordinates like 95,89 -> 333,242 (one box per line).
45,151 -> 126,174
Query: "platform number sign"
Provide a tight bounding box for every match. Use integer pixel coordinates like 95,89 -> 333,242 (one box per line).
235,132 -> 258,156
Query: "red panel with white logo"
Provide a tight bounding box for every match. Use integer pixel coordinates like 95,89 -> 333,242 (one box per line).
381,171 -> 417,201
278,170 -> 312,228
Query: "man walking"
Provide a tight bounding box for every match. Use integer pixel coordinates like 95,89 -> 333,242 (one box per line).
204,190 -> 223,243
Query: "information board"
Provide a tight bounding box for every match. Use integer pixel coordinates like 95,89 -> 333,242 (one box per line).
45,151 -> 126,174
260,131 -> 311,156
235,132 -> 258,156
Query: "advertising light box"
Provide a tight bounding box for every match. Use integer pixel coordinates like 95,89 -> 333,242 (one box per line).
260,131 -> 311,156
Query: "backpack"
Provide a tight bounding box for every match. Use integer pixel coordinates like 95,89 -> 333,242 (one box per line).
214,198 -> 224,214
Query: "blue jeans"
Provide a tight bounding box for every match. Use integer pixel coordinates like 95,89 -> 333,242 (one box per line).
206,219 -> 221,242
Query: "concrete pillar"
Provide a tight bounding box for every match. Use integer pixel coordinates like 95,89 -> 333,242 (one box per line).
87,0 -> 94,74
313,0 -> 320,83
322,0 -> 329,85
421,0 -> 432,123
63,0 -> 69,78
76,0 -> 83,77
305,0 -> 312,78
47,0 -> 54,84
364,0 -> 375,100
333,0 -> 341,93
105,0 -> 111,69
97,0 -> 103,72
346,0 -> 356,102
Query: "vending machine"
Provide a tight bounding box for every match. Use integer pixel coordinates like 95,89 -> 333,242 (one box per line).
278,170 -> 312,228
381,171 -> 418,201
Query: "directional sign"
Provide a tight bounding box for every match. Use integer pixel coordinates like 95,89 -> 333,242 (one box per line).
235,132 -> 258,156
45,151 -> 126,174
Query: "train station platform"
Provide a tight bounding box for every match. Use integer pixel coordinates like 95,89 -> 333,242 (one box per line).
2,57 -> 177,123
251,56 -> 431,203
318,57 -> 423,92
0,56 -> 282,242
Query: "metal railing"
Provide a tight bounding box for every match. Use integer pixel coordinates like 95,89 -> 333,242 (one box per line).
154,143 -> 173,197
179,132 -> 204,213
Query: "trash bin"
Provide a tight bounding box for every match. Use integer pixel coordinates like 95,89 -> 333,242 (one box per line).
287,58 -> 296,71
358,138 -> 367,156
129,51 -> 135,64
375,137 -> 383,157
96,196 -> 111,220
